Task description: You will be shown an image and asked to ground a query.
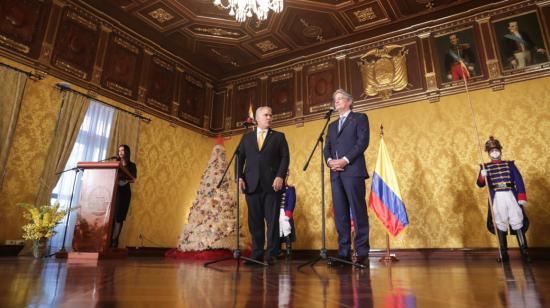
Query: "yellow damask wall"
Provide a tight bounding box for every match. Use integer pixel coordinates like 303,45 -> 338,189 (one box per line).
1,56 -> 549,250
0,60 -> 62,243
0,58 -> 214,249
225,77 -> 550,250
120,114 -> 213,248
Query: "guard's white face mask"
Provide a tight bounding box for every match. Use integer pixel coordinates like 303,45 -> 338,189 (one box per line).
489,150 -> 501,160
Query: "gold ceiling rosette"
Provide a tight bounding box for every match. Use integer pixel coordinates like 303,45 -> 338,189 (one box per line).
360,45 -> 409,100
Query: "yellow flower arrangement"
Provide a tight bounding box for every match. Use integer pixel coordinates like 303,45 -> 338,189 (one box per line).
18,203 -> 67,240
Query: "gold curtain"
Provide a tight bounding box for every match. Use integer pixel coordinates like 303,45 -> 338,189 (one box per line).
107,110 -> 141,161
0,66 -> 28,190
35,91 -> 90,206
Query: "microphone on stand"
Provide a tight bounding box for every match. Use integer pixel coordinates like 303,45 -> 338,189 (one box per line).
98,156 -> 118,162
323,108 -> 335,119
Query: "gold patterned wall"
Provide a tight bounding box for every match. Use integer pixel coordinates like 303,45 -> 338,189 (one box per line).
118,115 -> 214,248
225,77 -> 550,250
0,58 -> 216,249
1,56 -> 549,250
0,58 -> 62,243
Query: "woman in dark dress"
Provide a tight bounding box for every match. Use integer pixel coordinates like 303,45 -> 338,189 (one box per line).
111,144 -> 137,248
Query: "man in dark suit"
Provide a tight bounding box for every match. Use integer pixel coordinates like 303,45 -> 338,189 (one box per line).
323,89 -> 370,265
238,106 -> 290,265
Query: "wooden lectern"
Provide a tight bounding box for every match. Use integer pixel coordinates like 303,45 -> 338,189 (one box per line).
70,161 -> 133,259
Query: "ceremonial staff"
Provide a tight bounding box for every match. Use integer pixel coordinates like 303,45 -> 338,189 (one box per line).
459,62 -> 504,261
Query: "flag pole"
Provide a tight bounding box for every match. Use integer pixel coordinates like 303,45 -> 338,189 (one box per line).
460,61 -> 503,261
378,124 -> 399,264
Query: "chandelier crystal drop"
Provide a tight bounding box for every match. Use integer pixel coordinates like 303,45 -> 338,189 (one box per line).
213,0 -> 284,23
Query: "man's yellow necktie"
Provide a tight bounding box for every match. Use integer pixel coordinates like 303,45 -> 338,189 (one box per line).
258,130 -> 265,149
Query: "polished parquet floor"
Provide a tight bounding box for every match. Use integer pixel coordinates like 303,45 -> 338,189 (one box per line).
0,256 -> 548,307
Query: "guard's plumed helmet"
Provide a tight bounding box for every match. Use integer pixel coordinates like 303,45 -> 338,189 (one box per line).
484,136 -> 502,152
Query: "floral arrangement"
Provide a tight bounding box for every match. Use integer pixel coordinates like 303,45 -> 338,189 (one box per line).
18,203 -> 67,240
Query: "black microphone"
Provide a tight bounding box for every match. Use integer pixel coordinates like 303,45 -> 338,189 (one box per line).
99,156 -> 118,162
323,108 -> 335,119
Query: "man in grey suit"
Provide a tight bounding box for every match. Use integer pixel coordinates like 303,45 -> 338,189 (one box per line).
323,89 -> 370,266
238,106 -> 290,265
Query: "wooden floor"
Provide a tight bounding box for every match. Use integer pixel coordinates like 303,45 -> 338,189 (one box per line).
0,255 -> 548,307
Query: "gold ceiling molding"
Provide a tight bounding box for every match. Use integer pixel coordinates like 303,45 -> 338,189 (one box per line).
307,61 -> 331,73
416,0 -> 435,10
300,18 -> 323,41
106,81 -> 133,97
237,81 -> 257,90
0,34 -> 29,54
271,72 -> 292,82
153,57 -> 173,71
148,8 -> 174,24
55,59 -> 87,79
210,49 -> 239,67
114,37 -> 139,54
255,40 -> 278,53
185,75 -> 203,88
66,11 -> 97,31
354,7 -> 377,23
193,27 -> 241,37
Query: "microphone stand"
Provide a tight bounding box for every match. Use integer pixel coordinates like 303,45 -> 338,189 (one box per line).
298,109 -> 365,269
98,156 -> 118,162
47,165 -> 82,258
205,125 -> 267,267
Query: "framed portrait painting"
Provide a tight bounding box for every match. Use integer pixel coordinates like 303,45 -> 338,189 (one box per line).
493,12 -> 548,72
434,28 -> 482,84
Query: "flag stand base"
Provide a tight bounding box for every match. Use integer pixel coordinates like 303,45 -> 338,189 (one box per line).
379,254 -> 399,263
379,233 -> 399,263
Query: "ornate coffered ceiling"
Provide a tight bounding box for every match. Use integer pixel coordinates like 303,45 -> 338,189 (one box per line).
69,1 -> 493,79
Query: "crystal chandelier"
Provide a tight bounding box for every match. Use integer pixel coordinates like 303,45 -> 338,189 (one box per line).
213,0 -> 284,23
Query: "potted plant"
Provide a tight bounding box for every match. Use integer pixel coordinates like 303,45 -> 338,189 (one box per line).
18,203 -> 67,258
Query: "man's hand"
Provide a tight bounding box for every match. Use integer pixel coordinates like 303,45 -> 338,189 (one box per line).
272,176 -> 284,192
239,178 -> 246,194
480,169 -> 488,177
329,159 -> 348,171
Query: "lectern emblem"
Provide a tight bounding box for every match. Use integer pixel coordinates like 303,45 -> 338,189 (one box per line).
360,45 -> 409,100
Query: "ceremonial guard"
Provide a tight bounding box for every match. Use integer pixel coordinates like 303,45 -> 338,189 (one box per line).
279,173 -> 296,256
477,136 -> 530,262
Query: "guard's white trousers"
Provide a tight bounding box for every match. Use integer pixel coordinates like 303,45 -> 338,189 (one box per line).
493,191 -> 524,232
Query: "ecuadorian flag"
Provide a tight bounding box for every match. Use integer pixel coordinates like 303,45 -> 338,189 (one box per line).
368,136 -> 408,236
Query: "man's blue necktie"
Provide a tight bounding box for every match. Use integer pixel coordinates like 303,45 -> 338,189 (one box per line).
338,116 -> 346,132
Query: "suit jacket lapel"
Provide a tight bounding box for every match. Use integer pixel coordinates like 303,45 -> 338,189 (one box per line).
260,128 -> 272,151
251,128 -> 259,151
254,128 -> 272,151
336,112 -> 352,137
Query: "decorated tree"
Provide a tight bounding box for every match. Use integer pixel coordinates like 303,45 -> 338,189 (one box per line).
177,137 -> 241,252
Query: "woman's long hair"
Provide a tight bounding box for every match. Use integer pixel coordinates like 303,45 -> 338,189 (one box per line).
118,144 -> 131,163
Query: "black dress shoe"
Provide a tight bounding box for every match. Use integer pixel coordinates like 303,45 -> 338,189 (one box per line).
356,256 -> 369,266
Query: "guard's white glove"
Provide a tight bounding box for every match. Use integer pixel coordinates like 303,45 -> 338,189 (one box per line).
279,208 -> 292,237
480,169 -> 488,177
518,200 -> 527,206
